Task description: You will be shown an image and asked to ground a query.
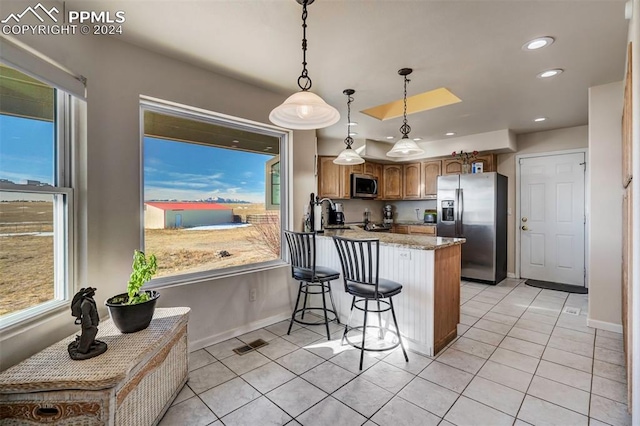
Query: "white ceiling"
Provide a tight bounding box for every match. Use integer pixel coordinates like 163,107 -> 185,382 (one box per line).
70,0 -> 629,143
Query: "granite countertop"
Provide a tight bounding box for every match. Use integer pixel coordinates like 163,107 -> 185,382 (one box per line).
318,226 -> 465,250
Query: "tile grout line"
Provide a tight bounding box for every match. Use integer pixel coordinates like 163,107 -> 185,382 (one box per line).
179,286 -> 627,426
437,279 -> 534,423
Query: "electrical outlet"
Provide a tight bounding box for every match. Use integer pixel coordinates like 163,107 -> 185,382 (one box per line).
249,288 -> 257,302
399,250 -> 411,260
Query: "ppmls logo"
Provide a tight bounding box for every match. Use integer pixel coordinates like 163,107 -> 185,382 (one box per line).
2,2 -> 126,36
1,3 -> 59,24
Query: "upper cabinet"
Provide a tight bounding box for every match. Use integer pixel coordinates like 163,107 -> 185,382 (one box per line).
442,153 -> 496,176
383,165 -> 403,199
363,162 -> 383,183
421,160 -> 442,198
403,163 -> 422,199
318,153 -> 497,200
317,156 -> 342,199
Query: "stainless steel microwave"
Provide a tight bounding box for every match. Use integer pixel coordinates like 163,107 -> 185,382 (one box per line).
351,174 -> 378,198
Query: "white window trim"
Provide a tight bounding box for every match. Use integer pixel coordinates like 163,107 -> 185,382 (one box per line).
139,96 -> 292,288
0,84 -> 79,330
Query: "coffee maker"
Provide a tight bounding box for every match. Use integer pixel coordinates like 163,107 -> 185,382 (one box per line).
383,204 -> 394,228
329,202 -> 345,225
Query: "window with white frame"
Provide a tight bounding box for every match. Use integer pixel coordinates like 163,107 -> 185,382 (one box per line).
141,101 -> 288,283
0,63 -> 77,325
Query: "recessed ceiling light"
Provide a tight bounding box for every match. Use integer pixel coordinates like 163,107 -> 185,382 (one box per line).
349,132 -> 358,136
537,69 -> 563,78
523,36 -> 555,51
348,122 -> 358,126
445,132 -> 456,136
533,117 -> 547,122
232,140 -> 239,143
386,136 -> 395,140
413,138 -> 422,141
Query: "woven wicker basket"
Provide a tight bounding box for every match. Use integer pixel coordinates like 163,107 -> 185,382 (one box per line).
0,307 -> 190,425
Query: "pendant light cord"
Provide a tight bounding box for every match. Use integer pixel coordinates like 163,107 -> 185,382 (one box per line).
297,0 -> 312,91
345,92 -> 354,147
400,74 -> 411,138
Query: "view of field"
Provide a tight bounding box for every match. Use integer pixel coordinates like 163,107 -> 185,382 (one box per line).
0,201 -> 279,316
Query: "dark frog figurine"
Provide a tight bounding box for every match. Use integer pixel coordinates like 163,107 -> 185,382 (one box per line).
68,287 -> 108,360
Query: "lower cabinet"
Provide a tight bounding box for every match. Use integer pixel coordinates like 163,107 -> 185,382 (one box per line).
391,224 -> 436,235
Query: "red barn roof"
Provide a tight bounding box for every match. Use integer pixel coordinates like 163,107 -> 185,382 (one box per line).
145,202 -> 231,211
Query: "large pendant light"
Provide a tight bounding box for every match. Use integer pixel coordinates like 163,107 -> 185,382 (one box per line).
269,0 -> 340,130
387,68 -> 424,157
334,89 -> 364,165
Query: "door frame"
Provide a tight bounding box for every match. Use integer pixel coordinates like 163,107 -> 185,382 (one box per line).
515,148 -> 589,285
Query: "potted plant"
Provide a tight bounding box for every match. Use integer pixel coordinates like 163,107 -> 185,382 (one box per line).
106,250 -> 160,333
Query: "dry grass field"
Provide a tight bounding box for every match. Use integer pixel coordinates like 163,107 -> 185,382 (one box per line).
0,201 -> 279,316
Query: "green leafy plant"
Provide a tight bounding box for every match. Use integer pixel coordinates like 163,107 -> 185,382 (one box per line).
126,250 -> 158,305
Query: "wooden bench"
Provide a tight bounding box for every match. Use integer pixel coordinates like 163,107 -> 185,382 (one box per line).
0,307 -> 190,425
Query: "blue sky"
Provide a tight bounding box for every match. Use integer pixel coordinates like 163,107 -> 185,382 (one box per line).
144,137 -> 275,203
0,115 -> 54,185
0,115 -> 275,204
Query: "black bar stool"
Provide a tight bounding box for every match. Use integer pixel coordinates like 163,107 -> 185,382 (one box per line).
332,236 -> 409,370
284,231 -> 340,340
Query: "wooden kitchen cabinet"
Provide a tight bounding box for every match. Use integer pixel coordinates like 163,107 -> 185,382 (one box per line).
363,162 -> 383,182
403,163 -> 422,199
409,225 -> 436,235
318,157 -> 385,199
318,156 -> 342,199
392,224 -> 409,234
472,154 -> 496,173
383,165 -> 402,199
391,224 -> 436,235
421,160 -> 441,198
442,153 -> 496,175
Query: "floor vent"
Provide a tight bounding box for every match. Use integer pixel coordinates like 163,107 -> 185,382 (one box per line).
232,339 -> 269,355
563,306 -> 581,316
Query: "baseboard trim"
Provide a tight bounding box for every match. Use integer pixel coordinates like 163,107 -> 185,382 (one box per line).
189,312 -> 291,352
507,272 -> 517,279
587,318 -> 623,334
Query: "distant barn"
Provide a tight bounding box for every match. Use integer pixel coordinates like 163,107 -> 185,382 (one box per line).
144,202 -> 233,229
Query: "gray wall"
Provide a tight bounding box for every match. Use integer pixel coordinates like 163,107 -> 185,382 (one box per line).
0,32 -> 316,369
588,81 -> 624,329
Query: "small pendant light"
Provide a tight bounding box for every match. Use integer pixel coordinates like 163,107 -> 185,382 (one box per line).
269,0 -> 340,130
387,68 -> 424,157
334,89 -> 364,165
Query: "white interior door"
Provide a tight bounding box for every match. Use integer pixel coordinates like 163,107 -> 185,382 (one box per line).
520,152 -> 586,286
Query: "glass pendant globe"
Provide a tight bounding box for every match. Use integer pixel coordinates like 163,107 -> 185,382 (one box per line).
333,147 -> 364,165
386,137 -> 424,157
269,91 -> 340,130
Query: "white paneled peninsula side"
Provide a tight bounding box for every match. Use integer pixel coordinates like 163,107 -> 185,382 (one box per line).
316,229 -> 465,356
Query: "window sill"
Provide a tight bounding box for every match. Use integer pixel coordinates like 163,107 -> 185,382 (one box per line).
144,260 -> 289,291
0,300 -> 69,335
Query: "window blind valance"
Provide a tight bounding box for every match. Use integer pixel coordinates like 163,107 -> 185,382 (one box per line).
0,35 -> 86,99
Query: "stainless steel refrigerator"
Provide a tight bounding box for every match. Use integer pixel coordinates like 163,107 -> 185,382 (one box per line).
437,172 -> 508,284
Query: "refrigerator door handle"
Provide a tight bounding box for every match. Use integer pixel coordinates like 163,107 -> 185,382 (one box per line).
454,188 -> 460,236
459,188 -> 464,236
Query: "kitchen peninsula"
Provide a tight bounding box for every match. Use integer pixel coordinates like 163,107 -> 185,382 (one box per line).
316,228 -> 465,356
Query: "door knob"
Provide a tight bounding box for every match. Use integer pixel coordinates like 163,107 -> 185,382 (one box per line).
521,217 -> 528,222
521,225 -> 528,231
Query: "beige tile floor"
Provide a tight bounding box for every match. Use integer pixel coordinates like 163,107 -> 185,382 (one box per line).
160,278 -> 632,426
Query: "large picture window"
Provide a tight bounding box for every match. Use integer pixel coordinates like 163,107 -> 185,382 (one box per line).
0,64 -> 75,325
141,102 -> 288,283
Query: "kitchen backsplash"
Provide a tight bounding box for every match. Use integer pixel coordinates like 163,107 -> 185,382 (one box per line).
338,199 -> 437,223
392,200 -> 438,221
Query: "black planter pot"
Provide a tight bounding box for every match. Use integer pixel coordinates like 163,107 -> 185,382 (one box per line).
105,291 -> 160,333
